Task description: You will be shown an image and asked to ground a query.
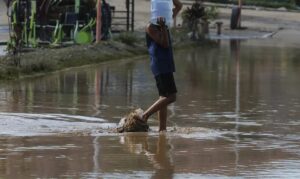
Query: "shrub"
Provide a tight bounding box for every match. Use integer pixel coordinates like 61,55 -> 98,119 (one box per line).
182,1 -> 219,21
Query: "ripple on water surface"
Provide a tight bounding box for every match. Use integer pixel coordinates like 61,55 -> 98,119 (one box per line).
0,112 -> 225,140
0,112 -> 115,136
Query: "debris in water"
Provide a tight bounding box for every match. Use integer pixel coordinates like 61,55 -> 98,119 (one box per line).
117,108 -> 149,133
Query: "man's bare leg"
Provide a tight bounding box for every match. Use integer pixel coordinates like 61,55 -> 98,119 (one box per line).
158,106 -> 167,131
142,94 -> 176,123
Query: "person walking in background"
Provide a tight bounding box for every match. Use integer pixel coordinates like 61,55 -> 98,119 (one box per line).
142,0 -> 182,132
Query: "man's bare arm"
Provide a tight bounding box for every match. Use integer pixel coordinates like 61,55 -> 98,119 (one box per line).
172,0 -> 183,18
146,18 -> 170,48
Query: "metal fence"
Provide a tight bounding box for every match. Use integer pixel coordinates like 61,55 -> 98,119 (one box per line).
108,0 -> 135,32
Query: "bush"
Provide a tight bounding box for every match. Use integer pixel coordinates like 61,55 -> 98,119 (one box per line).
182,2 -> 219,22
205,6 -> 219,20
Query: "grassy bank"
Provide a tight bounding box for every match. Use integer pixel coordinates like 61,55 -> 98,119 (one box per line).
0,41 -> 146,80
0,30 -> 199,81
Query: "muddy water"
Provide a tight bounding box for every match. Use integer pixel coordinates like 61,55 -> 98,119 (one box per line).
1,39 -> 300,178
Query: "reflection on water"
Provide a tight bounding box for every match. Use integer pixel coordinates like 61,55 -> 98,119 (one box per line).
1,134 -> 300,178
117,133 -> 174,179
0,60 -> 154,121
1,39 -> 300,178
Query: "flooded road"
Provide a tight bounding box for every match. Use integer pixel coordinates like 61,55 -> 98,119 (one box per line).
1,39 -> 300,178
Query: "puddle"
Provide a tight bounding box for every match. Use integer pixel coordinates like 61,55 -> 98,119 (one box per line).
0,38 -> 300,178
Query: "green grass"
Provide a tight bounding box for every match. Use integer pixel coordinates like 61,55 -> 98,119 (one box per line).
0,39 -> 148,80
113,32 -> 140,46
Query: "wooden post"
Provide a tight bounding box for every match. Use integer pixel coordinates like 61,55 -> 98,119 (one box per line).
131,0 -> 135,31
96,0 -> 102,43
216,21 -> 223,35
126,0 -> 130,31
238,0 -> 242,7
238,0 -> 242,28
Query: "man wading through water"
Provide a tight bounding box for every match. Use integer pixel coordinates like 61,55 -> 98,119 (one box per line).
142,0 -> 182,132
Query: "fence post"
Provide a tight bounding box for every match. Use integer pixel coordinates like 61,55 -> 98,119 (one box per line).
126,0 -> 129,31
131,0 -> 135,31
96,0 -> 102,43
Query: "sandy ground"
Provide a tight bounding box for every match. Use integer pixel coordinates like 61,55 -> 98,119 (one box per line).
1,0 -> 300,44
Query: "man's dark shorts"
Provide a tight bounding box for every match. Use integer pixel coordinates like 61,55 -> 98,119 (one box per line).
155,73 -> 177,97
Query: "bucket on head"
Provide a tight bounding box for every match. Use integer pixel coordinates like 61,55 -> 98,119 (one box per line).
151,0 -> 173,27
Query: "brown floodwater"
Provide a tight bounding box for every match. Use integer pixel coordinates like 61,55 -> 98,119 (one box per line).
1,39 -> 300,178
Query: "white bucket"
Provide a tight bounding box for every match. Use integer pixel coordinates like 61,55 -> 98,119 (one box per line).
150,0 -> 173,27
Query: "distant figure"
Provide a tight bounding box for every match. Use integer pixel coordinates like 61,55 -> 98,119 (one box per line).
142,0 -> 182,132
101,0 -> 112,40
231,0 -> 242,29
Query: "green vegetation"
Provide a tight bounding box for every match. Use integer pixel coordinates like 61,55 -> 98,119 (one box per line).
205,6 -> 219,20
113,32 -> 140,46
182,2 -> 219,22
207,0 -> 298,9
0,66 -> 19,80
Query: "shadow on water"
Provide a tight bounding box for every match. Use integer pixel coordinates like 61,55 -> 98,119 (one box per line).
1,38 -> 300,177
